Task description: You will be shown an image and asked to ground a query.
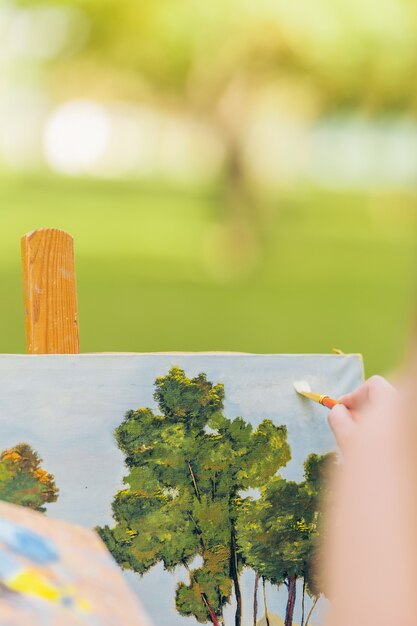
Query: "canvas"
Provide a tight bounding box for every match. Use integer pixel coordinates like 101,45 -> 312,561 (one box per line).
0,353 -> 364,626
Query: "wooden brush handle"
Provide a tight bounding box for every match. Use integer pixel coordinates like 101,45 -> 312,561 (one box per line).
321,396 -> 338,409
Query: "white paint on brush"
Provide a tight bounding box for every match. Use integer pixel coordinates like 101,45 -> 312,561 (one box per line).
293,380 -> 312,394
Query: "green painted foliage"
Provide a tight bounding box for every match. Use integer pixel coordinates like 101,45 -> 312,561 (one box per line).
99,366 -> 291,624
99,366 -> 335,625
0,443 -> 58,513
237,452 -> 336,584
236,451 -> 336,625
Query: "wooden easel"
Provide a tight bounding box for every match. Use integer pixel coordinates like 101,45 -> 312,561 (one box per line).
21,229 -> 80,354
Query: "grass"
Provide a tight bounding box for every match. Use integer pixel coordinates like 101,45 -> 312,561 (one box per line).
0,174 -> 416,375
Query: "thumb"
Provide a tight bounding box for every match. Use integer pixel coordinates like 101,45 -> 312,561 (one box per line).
328,403 -> 356,452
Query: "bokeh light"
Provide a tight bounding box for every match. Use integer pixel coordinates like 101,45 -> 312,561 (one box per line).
44,101 -> 111,175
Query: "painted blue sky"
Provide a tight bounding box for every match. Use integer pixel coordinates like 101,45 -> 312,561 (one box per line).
0,353 -> 364,626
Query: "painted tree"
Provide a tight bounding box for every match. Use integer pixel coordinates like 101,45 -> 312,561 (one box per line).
0,443 -> 59,513
237,452 -> 335,626
98,366 -> 291,626
237,478 -> 306,626
301,453 -> 337,626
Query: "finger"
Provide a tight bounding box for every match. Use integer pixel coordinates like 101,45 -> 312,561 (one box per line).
328,403 -> 357,452
339,376 -> 395,411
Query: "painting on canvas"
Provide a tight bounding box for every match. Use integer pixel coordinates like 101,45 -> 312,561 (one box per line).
0,353 -> 364,626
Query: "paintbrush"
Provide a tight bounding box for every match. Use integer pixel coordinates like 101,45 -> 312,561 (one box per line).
293,380 -> 339,410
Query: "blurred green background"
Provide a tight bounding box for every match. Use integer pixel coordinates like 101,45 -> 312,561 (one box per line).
1,0 -> 417,374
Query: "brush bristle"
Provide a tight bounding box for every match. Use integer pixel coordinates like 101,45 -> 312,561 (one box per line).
293,380 -> 312,394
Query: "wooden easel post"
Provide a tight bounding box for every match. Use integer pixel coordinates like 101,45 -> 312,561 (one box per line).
21,229 -> 80,354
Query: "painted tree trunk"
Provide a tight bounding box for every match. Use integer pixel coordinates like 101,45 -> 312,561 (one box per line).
230,530 -> 242,626
262,578 -> 270,626
201,593 -> 221,626
300,578 -> 306,626
253,572 -> 259,626
207,604 -> 221,626
284,574 -> 297,626
305,595 -> 319,626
